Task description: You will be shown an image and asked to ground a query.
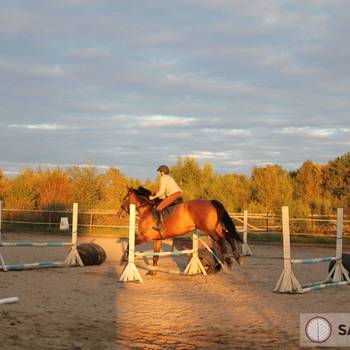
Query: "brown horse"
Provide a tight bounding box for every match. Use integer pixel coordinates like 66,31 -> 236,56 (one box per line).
118,187 -> 243,273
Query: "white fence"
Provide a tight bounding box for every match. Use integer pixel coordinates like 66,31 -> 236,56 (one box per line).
0,202 -> 349,238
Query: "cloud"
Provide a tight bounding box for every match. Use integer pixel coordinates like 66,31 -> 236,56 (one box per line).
180,151 -> 231,160
0,61 -> 65,78
8,124 -> 67,130
280,127 -> 337,138
66,46 -> 112,60
134,115 -> 196,128
0,1 -> 349,179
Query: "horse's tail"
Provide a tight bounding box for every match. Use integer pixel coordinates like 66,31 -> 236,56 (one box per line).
210,200 -> 243,243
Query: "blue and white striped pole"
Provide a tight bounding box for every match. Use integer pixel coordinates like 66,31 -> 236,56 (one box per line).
0,242 -> 73,247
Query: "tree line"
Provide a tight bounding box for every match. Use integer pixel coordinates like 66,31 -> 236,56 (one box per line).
1,152 -> 350,216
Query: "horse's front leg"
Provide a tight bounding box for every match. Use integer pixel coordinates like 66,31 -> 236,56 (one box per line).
146,240 -> 162,276
120,243 -> 129,264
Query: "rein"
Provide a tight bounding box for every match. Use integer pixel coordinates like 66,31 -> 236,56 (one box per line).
136,201 -> 152,211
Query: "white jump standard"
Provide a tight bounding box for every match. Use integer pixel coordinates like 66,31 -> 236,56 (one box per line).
274,206 -> 350,293
0,203 -> 83,272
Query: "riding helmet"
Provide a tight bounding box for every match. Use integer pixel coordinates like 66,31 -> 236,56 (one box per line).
157,165 -> 170,174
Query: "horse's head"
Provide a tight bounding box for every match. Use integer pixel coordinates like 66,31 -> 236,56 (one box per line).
117,186 -> 153,218
117,188 -> 135,218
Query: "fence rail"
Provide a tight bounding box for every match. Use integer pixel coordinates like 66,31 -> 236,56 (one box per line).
0,205 -> 349,237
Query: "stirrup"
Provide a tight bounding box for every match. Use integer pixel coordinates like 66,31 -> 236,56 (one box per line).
152,222 -> 164,232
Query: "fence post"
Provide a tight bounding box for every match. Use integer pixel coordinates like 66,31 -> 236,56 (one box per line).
48,211 -> 52,231
0,200 -> 2,241
241,210 -> 253,256
266,212 -> 269,232
89,212 -> 93,235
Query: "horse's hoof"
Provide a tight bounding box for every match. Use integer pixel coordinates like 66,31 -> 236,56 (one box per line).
146,270 -> 157,276
224,257 -> 234,271
237,256 -> 244,266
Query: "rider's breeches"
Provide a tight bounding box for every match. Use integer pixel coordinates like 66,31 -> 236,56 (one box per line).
156,191 -> 183,211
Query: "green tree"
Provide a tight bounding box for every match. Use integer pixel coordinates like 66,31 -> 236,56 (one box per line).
211,174 -> 251,212
66,166 -> 103,209
170,157 -> 203,199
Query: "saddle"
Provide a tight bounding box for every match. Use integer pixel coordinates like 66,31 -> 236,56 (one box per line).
152,198 -> 183,219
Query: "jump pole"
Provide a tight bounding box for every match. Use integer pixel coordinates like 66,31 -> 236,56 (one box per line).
0,297 -> 18,305
135,231 -> 207,275
274,206 -> 350,293
0,203 -> 83,271
134,232 -> 207,276
241,210 -> 253,256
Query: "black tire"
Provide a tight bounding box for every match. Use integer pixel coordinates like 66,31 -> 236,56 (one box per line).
77,243 -> 98,266
328,253 -> 350,278
198,248 -> 221,274
88,243 -> 107,265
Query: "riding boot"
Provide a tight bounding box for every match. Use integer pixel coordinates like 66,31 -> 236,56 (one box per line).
152,210 -> 164,232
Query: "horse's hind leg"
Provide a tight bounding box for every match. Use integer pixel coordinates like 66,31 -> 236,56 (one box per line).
216,237 -> 236,270
209,227 -> 238,269
206,230 -> 233,269
224,232 -> 244,266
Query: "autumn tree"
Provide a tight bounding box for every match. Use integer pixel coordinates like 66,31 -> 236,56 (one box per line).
292,160 -> 323,214
34,168 -> 73,210
0,167 -> 11,202
322,152 -> 350,213
250,165 -> 293,214
5,169 -> 37,209
99,167 -> 128,209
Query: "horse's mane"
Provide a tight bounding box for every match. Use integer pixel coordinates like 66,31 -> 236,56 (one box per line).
134,186 -> 152,198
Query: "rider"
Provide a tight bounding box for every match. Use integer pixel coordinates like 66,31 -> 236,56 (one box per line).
149,165 -> 183,232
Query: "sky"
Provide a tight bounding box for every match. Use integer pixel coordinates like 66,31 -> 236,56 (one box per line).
0,0 -> 349,180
